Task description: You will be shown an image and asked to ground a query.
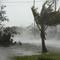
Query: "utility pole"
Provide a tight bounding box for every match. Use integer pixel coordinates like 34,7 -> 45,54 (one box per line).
33,0 -> 35,7
54,0 -> 57,35
33,0 -> 36,36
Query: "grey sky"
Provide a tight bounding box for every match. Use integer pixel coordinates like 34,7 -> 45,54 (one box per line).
2,0 -> 60,27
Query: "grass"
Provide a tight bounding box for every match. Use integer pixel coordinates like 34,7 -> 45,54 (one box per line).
10,53 -> 60,60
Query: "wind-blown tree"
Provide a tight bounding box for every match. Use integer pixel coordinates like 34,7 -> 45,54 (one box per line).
31,0 -> 60,53
0,4 -> 9,46
1,27 -> 18,46
0,26 -> 19,47
0,5 -> 8,33
0,4 -> 18,46
0,5 -> 8,23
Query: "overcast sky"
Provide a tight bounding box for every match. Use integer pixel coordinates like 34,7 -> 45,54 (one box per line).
1,0 -> 60,27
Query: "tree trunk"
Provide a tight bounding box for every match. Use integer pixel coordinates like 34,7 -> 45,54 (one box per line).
40,25 -> 48,53
41,35 -> 47,53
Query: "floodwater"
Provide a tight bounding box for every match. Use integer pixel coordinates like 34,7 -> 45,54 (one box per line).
0,43 -> 41,60
0,37 -> 60,60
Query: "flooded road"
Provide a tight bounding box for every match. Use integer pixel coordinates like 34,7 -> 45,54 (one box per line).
0,40 -> 60,60
0,44 -> 41,60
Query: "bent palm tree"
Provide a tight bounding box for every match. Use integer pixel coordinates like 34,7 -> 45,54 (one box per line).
31,0 -> 60,53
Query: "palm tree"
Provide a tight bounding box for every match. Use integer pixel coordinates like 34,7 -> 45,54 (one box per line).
31,0 -> 60,53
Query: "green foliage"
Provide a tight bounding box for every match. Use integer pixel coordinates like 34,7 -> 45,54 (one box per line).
40,11 -> 60,26
4,27 -> 18,35
0,5 -> 8,22
0,27 -> 17,47
32,0 -> 60,26
40,1 -> 60,26
11,53 -> 60,60
0,31 -> 12,47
